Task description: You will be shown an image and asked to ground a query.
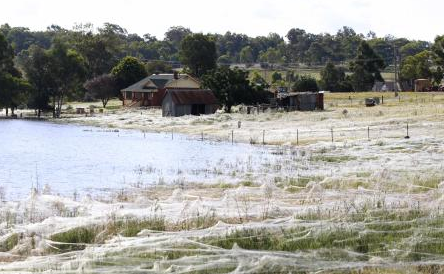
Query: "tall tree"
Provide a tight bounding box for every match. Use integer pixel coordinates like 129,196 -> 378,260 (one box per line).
349,41 -> 385,91
202,67 -> 269,113
239,46 -> 254,65
111,56 -> 147,90
0,33 -> 30,115
165,26 -> 192,48
49,41 -> 87,117
20,45 -> 54,117
179,33 -> 217,77
400,50 -> 432,86
319,62 -> 352,92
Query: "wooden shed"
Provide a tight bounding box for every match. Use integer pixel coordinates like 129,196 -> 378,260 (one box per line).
162,89 -> 219,117
414,79 -> 431,92
276,92 -> 324,111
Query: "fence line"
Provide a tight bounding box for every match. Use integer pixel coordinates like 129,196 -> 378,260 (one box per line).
166,122 -> 422,146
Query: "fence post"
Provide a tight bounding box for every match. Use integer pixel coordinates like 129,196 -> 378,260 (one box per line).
382,96 -> 384,105
201,131 -> 204,141
297,129 -> 299,146
231,130 -> 234,145
405,123 -> 410,139
171,129 -> 174,140
331,128 -> 334,143
262,130 -> 265,145
367,126 -> 370,141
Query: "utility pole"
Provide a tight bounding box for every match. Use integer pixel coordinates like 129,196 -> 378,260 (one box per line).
393,44 -> 399,92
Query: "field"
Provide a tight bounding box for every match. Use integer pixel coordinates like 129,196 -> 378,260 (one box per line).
1,92 -> 444,273
249,68 -> 396,82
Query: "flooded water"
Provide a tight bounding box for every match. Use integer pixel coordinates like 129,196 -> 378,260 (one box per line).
0,120 -> 277,200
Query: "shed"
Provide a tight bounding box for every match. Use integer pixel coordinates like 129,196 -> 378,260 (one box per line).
276,92 -> 324,111
414,79 -> 431,92
162,89 -> 219,117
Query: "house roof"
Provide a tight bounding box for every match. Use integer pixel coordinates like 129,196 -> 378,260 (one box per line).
121,74 -> 200,92
148,74 -> 175,88
166,89 -> 218,105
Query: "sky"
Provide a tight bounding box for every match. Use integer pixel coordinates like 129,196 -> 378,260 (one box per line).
0,0 -> 442,41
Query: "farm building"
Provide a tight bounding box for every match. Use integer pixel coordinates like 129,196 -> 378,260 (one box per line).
121,73 -> 201,107
372,81 -> 400,92
414,79 -> 431,92
162,89 -> 219,117
276,92 -> 324,111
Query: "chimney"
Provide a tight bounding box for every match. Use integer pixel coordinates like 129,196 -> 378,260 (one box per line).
173,71 -> 179,79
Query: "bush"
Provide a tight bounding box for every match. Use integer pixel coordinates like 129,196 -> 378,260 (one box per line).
293,75 -> 319,92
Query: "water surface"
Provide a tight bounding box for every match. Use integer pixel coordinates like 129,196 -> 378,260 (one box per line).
0,120 -> 275,200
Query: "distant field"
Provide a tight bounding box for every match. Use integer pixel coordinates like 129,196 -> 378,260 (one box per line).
250,68 -> 396,82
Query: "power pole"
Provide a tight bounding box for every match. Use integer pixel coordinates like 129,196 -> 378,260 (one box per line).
393,44 -> 398,92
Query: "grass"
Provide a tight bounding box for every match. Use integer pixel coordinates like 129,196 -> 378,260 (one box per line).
310,154 -> 357,163
0,233 -> 19,252
49,216 -> 167,252
50,226 -> 98,252
201,209 -> 444,263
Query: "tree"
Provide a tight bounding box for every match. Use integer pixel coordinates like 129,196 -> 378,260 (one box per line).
202,67 -> 269,113
259,48 -> 283,65
111,56 -> 147,90
240,46 -> 254,64
400,50 -> 432,86
293,75 -> 319,92
400,41 -> 430,58
319,62 -> 352,92
74,34 -> 117,78
49,41 -> 87,117
271,71 -> 283,83
146,60 -> 173,75
165,26 -> 192,47
179,33 -> 217,77
20,45 -> 54,117
251,71 -> 269,88
0,33 -> 30,116
349,41 -> 385,91
84,74 -> 118,107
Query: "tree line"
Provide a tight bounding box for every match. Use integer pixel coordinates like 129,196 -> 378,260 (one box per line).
1,22 -> 444,115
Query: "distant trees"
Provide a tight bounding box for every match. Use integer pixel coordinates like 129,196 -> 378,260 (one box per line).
319,62 -> 353,92
400,51 -> 432,85
202,67 -> 270,113
146,60 -> 173,75
0,33 -> 30,116
179,33 -> 217,77
292,75 -> 319,92
4,21 -> 444,117
271,71 -> 283,83
239,46 -> 254,65
84,74 -> 118,107
111,56 -> 147,90
349,41 -> 385,91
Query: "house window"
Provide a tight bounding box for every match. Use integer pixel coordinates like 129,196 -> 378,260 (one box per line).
126,91 -> 132,100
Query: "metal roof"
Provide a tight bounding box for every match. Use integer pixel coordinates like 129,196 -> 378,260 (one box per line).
121,74 -> 193,92
167,89 -> 218,105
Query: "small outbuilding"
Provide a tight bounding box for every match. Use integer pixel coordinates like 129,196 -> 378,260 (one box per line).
162,89 -> 219,117
276,92 -> 324,111
414,79 -> 431,92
